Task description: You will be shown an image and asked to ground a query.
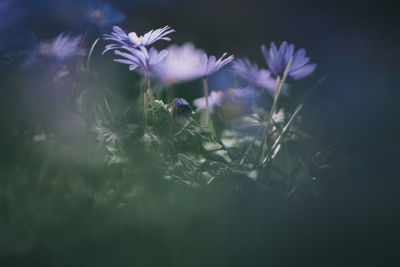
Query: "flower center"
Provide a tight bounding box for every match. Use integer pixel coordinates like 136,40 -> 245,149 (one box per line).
130,35 -> 144,45
91,10 -> 106,22
39,42 -> 52,56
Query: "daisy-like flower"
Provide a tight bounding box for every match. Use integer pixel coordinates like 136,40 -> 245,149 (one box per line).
199,52 -> 234,78
113,46 -> 168,74
23,33 -> 83,68
153,43 -> 204,84
88,2 -> 125,29
261,41 -> 317,80
232,58 -> 276,93
103,25 -> 175,54
193,90 -> 224,112
172,98 -> 192,124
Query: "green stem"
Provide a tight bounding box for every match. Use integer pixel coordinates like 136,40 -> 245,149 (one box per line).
146,76 -> 157,121
239,76 -> 281,166
263,103 -> 303,165
258,58 -> 293,165
167,86 -> 173,104
144,88 -> 148,128
86,38 -> 100,73
103,94 -> 115,123
202,78 -> 210,127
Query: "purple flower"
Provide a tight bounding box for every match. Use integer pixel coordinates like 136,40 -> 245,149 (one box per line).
261,42 -> 317,80
88,2 -> 125,29
193,91 -> 223,112
173,98 -> 192,124
153,43 -> 204,84
103,25 -> 175,54
113,46 -> 168,73
200,52 -> 234,77
23,33 -> 83,67
232,58 -> 276,92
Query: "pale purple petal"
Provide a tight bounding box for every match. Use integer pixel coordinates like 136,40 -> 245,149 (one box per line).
289,63 -> 317,80
262,41 -> 317,80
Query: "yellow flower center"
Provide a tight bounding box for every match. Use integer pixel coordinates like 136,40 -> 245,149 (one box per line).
130,35 -> 144,45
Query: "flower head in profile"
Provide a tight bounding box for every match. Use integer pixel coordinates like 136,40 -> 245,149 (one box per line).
23,33 -> 83,67
113,46 -> 168,74
88,2 -> 125,29
172,98 -> 192,124
199,52 -> 234,78
103,25 -> 175,54
261,41 -> 317,80
153,43 -> 204,84
193,90 -> 223,112
232,58 -> 276,93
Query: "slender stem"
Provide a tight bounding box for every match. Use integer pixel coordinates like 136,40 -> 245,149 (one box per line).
146,77 -> 156,121
263,103 -> 303,164
148,88 -> 156,120
259,58 -> 293,165
167,86 -> 173,104
239,77 -> 281,166
274,76 -> 281,99
103,94 -> 115,123
86,38 -> 100,73
259,76 -> 281,162
202,78 -> 210,127
144,88 -> 148,128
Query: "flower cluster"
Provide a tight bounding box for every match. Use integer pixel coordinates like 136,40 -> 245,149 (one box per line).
0,1 -> 325,210
101,19 -> 317,125
9,0 -> 317,128
103,26 -> 234,85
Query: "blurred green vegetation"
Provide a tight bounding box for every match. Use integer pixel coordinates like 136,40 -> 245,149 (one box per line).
0,53 -> 344,266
